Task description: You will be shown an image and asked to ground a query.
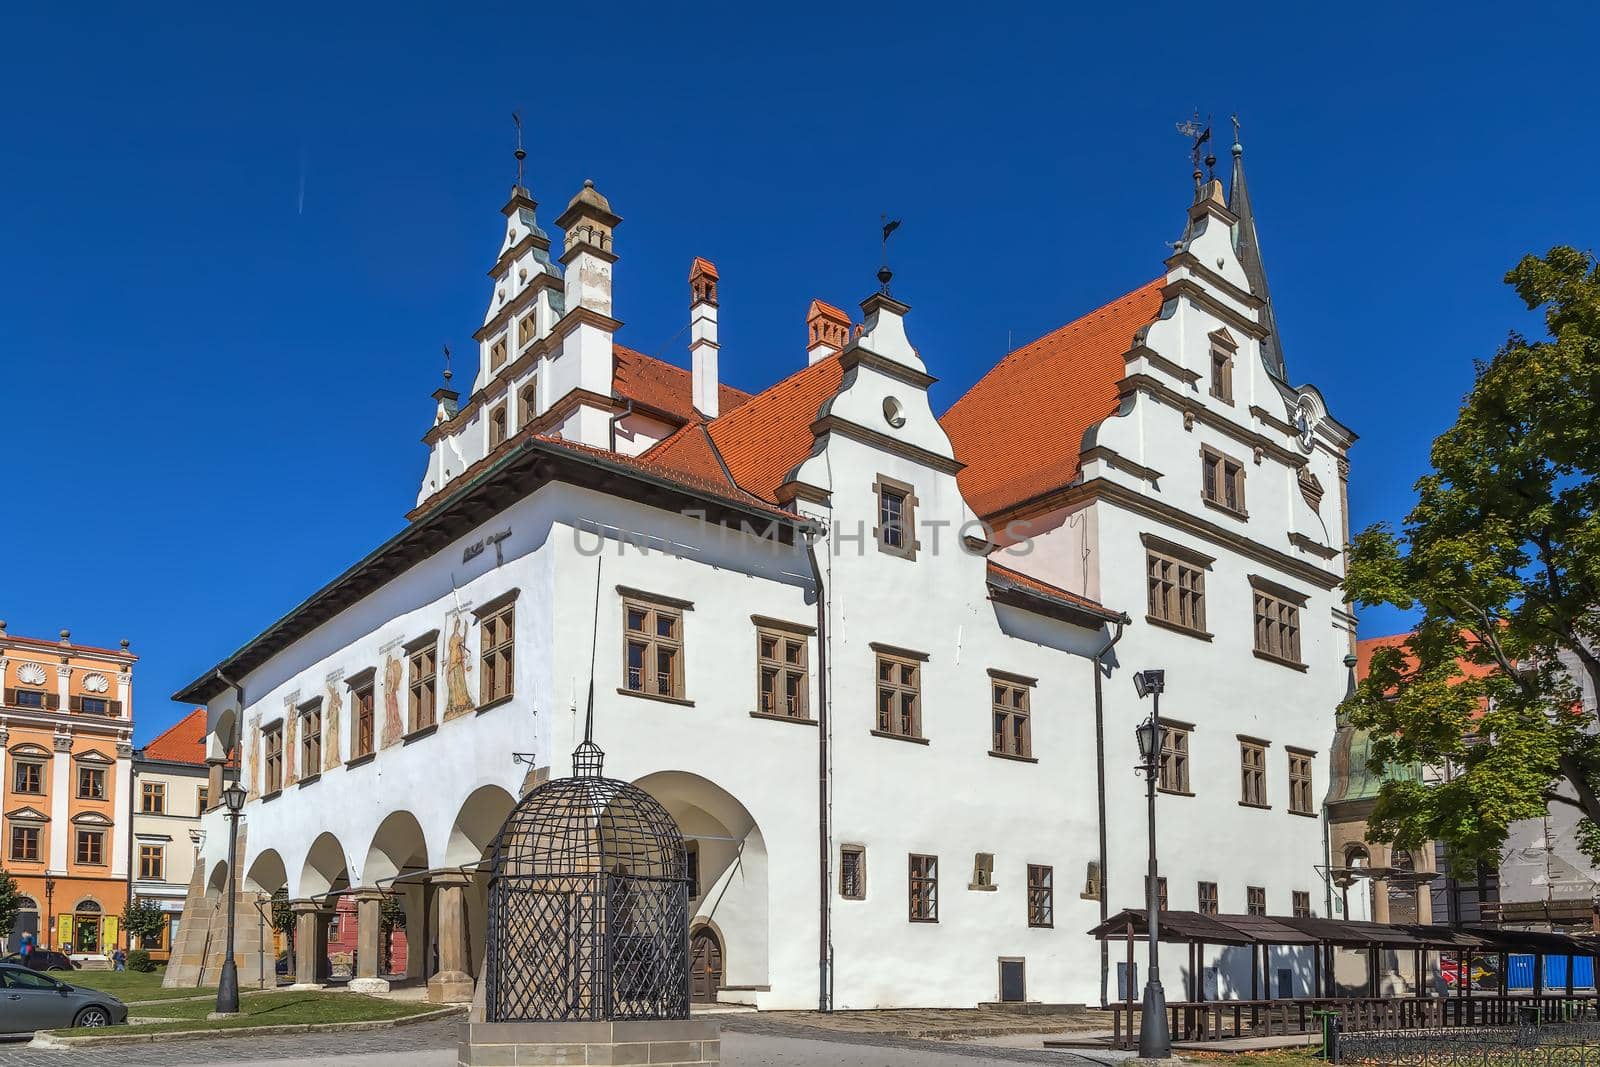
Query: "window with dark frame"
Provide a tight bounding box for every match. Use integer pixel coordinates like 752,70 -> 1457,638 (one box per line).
518,380 -> 538,430
971,853 -> 995,889
909,854 -> 938,922
488,404 -> 508,449
1210,349 -> 1234,403
139,844 -> 164,881
1247,885 -> 1266,915
1159,725 -> 1191,794
518,313 -> 535,348
1293,890 -> 1312,918
1143,875 -> 1169,912
77,765 -> 106,800
490,336 -> 508,371
873,475 -> 918,560
479,601 -> 515,706
1028,865 -> 1054,928
13,760 -> 44,795
299,701 -> 322,775
840,845 -> 866,900
1253,589 -> 1303,664
1198,881 -> 1219,915
623,595 -> 684,700
1288,751 -> 1315,815
13,689 -> 45,709
352,676 -> 376,759
408,638 -> 438,731
874,649 -> 922,739
141,781 -> 166,814
263,724 -> 284,793
10,826 -> 39,862
757,627 -> 808,719
1147,551 -> 1206,633
1240,740 -> 1267,807
76,829 -> 105,865
79,697 -> 108,715
685,840 -> 700,899
991,676 -> 1032,759
197,786 -> 208,813
1201,447 -> 1247,515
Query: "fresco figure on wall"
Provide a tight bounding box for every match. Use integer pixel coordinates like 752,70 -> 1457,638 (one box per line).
382,654 -> 404,747
284,705 -> 298,787
444,615 -> 474,719
246,711 -> 261,801
323,682 -> 343,771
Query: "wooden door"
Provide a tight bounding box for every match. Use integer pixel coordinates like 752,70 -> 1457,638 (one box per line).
689,927 -> 723,1003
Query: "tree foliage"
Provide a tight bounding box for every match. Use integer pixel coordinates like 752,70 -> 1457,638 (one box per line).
1342,246 -> 1600,872
0,869 -> 21,939
122,897 -> 168,948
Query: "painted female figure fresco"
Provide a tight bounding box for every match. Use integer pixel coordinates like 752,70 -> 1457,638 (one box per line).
246,711 -> 261,801
284,705 -> 298,787
323,681 -> 343,771
444,615 -> 474,719
382,653 -> 404,747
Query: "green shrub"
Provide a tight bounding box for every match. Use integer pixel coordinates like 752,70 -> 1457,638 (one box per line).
127,949 -> 156,972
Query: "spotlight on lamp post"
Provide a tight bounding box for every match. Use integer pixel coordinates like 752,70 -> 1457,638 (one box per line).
1133,669 -> 1171,1062
215,781 -> 247,1016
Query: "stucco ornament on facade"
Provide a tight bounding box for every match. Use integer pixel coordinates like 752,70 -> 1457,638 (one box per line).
82,671 -> 110,693
16,662 -> 46,686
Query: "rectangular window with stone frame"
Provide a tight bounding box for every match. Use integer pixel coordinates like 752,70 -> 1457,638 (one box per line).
10,825 -> 39,862
263,723 -> 283,793
1145,537 -> 1209,636
477,593 -> 517,708
840,845 -> 866,900
1198,881 -> 1219,915
756,621 -> 810,720
1201,446 -> 1247,517
909,854 -> 938,922
77,765 -> 106,800
1145,875 -> 1169,912
406,631 -> 440,732
141,781 -> 165,814
990,671 -> 1034,760
1250,576 -> 1306,667
76,829 -> 105,866
873,474 -> 919,560
1210,347 -> 1234,404
298,700 -> 322,776
517,313 -> 535,350
1240,738 -> 1268,807
1028,865 -> 1054,928
873,645 -> 925,741
347,668 -> 377,760
1288,749 -> 1316,815
489,336 -> 507,372
621,590 -> 688,702
12,759 -> 43,795
1293,890 -> 1312,918
1159,723 -> 1192,795
139,844 -> 164,881
1247,886 -> 1266,915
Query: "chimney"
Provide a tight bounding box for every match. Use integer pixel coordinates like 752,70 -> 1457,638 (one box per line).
689,258 -> 720,418
806,300 -> 850,364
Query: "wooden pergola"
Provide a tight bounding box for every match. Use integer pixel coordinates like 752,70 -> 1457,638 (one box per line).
1090,909 -> 1600,1046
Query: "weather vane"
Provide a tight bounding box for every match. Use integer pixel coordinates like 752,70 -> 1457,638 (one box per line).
512,110 -> 527,189
1175,110 -> 1215,188
442,343 -> 453,383
878,214 -> 902,295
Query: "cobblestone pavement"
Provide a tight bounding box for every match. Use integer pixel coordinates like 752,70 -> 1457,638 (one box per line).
0,1018 -> 1103,1066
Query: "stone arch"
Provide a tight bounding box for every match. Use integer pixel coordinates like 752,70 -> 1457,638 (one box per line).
210,708 -> 239,762
364,810 -> 429,885
299,832 -> 352,898
207,859 -> 230,898
444,785 -> 517,868
633,770 -> 768,997
244,848 -> 288,894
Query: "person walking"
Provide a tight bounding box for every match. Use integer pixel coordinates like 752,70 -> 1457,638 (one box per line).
112,946 -> 127,971
18,930 -> 34,968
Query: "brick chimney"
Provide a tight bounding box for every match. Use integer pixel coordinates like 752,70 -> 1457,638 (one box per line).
806,300 -> 850,364
689,258 -> 720,418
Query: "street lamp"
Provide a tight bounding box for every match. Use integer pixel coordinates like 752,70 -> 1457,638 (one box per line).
1133,668 -> 1171,1061
44,877 -> 56,950
215,781 -> 247,1016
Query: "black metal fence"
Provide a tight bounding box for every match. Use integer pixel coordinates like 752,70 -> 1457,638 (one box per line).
1337,1015 -> 1600,1065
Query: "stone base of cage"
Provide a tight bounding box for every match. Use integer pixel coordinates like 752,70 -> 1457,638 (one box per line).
457,1018 -> 720,1066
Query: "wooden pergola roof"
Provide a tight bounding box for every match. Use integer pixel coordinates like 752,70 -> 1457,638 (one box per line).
1090,908 -> 1600,955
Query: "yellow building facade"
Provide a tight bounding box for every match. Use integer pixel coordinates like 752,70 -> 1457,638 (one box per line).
0,623 -> 136,959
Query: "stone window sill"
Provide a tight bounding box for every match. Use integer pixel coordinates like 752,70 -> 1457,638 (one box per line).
1239,801 -> 1272,811
260,789 -> 282,803
1202,496 -> 1250,521
297,773 -> 321,789
477,694 -> 515,715
1157,787 -> 1194,798
968,883 -> 999,892
1288,808 -> 1319,819
988,750 -> 1039,764
402,724 -> 438,745
616,687 -> 695,708
1145,614 -> 1214,642
345,752 -> 376,770
749,711 -> 816,726
870,728 -> 929,746
1253,649 -> 1308,672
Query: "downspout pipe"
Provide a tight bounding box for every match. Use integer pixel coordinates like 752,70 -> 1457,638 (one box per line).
804,531 -> 831,1013
1093,616 -> 1128,1009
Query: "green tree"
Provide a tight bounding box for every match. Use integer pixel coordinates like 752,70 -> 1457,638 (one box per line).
122,897 -> 167,950
0,868 -> 22,940
1343,246 -> 1600,871
379,893 -> 405,975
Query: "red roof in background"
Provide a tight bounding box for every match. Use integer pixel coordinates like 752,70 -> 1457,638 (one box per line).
142,706 -> 233,767
941,279 -> 1166,518
1355,631 -> 1504,683
613,345 -> 750,424
706,354 -> 845,503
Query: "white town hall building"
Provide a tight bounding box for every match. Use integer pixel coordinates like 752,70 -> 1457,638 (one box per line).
169,135 -> 1355,1010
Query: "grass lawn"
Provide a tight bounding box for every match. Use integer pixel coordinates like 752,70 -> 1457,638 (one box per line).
1190,1049 -> 1326,1067
98,990 -> 440,1035
59,968 -> 215,1004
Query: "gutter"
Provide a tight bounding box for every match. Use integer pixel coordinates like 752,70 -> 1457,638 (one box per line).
1092,615 -> 1128,1008
805,535 -> 831,1013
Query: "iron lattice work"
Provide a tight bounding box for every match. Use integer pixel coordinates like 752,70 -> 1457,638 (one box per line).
1339,1017 -> 1600,1066
485,742 -> 690,1023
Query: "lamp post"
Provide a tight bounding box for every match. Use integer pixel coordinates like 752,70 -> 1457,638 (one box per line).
44,877 -> 55,950
215,782 -> 247,1016
1133,668 -> 1171,1061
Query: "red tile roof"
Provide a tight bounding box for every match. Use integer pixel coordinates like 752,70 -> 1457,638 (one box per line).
689,257 -> 718,280
1355,630 -> 1503,715
807,299 -> 849,325
531,433 -> 796,521
986,560 -> 1122,622
941,279 -> 1166,519
142,706 -> 232,766
613,345 -> 750,424
643,419 -> 733,487
706,353 -> 845,503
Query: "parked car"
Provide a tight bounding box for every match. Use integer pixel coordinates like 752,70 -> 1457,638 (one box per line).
0,951 -> 78,972
0,963 -> 127,1032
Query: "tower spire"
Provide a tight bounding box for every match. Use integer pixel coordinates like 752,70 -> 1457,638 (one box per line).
1228,119 -> 1289,383
512,110 -> 527,194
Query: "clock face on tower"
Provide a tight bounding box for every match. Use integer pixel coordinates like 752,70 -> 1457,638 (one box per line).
1294,397 -> 1318,452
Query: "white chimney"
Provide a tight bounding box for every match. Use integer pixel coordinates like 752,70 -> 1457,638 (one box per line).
689,257 -> 719,418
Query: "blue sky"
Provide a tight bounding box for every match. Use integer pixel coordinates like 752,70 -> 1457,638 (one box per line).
3,3 -> 1596,743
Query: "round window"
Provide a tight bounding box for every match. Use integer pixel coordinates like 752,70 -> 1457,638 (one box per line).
882,396 -> 906,429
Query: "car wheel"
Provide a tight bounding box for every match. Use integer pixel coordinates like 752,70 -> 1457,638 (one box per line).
73,1007 -> 111,1028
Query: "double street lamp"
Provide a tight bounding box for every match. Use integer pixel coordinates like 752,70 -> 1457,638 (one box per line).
215,781 -> 248,1016
1133,668 -> 1172,1062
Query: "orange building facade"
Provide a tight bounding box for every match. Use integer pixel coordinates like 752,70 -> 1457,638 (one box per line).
0,623 -> 136,958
